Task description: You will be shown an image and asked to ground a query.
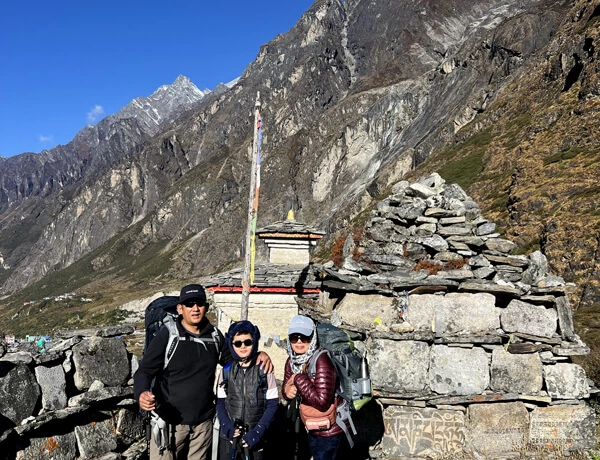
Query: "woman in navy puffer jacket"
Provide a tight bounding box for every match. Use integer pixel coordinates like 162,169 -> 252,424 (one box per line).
282,315 -> 344,460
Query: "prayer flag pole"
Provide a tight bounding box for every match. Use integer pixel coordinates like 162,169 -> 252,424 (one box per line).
241,92 -> 262,320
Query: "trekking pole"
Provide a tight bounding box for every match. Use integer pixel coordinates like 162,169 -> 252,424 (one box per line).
291,396 -> 301,460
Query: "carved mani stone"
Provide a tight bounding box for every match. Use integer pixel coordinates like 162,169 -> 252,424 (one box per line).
529,403 -> 595,451
466,402 -> 529,455
382,406 -> 465,458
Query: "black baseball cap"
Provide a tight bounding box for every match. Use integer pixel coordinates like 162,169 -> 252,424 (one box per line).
179,284 -> 208,306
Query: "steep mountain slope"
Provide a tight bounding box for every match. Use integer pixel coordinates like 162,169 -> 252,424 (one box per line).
1,0 -> 587,335
0,76 -> 206,290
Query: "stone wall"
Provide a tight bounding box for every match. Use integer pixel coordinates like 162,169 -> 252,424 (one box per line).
0,326 -> 146,460
306,173 -> 597,458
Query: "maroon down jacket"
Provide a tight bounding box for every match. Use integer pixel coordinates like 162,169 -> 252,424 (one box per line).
283,351 -> 344,437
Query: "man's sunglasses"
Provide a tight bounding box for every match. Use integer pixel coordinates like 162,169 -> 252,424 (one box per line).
289,334 -> 312,343
233,339 -> 254,348
183,300 -> 206,308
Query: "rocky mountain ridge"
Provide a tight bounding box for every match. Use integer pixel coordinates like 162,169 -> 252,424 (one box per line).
2,0 -> 599,342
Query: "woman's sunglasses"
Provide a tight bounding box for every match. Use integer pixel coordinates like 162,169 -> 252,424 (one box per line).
289,334 -> 311,343
233,339 -> 254,348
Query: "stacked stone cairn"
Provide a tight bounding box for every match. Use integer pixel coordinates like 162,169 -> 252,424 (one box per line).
311,173 -> 597,459
0,326 -> 146,459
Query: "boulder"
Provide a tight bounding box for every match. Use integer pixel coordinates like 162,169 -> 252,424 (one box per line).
72,337 -> 130,390
0,363 -> 40,426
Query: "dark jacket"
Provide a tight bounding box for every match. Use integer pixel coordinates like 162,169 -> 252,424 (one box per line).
217,362 -> 278,447
224,362 -> 266,428
283,351 -> 343,437
133,317 -> 231,425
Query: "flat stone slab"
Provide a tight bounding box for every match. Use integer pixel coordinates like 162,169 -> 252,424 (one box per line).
56,325 -> 135,339
459,281 -> 522,296
528,403 -> 595,451
501,299 -> 558,338
466,402 -> 529,455
369,339 -> 430,393
490,349 -> 543,394
429,345 -> 489,395
381,406 -> 465,458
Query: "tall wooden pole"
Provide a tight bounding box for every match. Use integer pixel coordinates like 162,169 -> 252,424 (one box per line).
241,92 -> 261,320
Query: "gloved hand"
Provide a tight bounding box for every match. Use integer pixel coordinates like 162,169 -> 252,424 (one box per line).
242,425 -> 264,449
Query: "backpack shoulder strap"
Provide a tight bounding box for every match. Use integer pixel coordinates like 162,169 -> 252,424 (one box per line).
307,349 -> 330,377
163,316 -> 180,370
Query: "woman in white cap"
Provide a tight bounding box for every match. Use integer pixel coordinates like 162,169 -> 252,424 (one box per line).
282,315 -> 344,460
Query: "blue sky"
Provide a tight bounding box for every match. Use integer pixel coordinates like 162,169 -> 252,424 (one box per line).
0,1 -> 315,158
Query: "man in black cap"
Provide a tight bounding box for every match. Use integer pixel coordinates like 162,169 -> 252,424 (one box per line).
134,284 -> 273,460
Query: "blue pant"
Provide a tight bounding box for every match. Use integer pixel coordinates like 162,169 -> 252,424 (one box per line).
307,433 -> 342,460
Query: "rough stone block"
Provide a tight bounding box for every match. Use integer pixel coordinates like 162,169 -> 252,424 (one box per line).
490,349 -> 543,394
466,402 -> 529,455
501,299 -> 557,338
0,363 -> 40,426
16,432 -> 77,460
429,345 -> 489,395
381,406 -> 465,458
404,294 -> 437,332
35,364 -> 68,411
369,339 -> 429,393
543,363 -> 589,399
437,293 -> 499,335
72,337 -> 130,390
116,408 -> 145,445
74,415 -> 118,458
333,293 -> 396,330
529,403 -> 595,451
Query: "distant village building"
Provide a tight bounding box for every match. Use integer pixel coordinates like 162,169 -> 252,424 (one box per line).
5,335 -> 15,344
205,211 -> 324,378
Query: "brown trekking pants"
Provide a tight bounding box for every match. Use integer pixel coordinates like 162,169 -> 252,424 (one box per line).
149,418 -> 213,460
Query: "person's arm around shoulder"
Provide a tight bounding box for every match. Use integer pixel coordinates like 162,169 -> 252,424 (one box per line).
255,351 -> 274,374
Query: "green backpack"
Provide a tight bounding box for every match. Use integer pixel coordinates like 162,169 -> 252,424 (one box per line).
307,323 -> 372,448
